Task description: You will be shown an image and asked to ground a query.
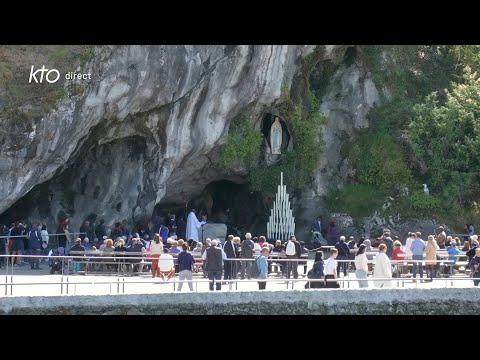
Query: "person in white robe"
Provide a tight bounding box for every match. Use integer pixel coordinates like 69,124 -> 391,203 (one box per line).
373,243 -> 392,288
186,209 -> 205,242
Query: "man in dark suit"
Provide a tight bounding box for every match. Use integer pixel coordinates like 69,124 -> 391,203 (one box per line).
223,235 -> 238,280
202,240 -> 225,291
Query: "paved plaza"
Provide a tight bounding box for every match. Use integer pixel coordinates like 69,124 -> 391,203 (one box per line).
0,260 -> 476,297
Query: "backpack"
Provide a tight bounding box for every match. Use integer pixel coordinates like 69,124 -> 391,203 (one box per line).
241,240 -> 254,258
250,256 -> 261,278
286,240 -> 296,256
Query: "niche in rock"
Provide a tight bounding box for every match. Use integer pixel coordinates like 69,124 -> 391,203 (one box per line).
261,113 -> 290,154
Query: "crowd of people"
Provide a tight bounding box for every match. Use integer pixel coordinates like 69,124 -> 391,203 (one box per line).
2,214 -> 480,291
305,228 -> 480,289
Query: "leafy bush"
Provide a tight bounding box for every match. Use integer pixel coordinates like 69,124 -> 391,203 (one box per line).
325,184 -> 385,219
348,128 -> 414,195
408,191 -> 441,211
217,111 -> 263,173
409,66 -> 480,207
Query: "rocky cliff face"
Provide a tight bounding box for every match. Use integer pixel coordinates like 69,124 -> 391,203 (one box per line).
0,45 -> 382,236
0,45 -> 305,229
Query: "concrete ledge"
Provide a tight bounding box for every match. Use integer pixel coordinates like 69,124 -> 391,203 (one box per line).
1,288 -> 480,314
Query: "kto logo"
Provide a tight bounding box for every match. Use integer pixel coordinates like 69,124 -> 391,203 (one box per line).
29,65 -> 60,84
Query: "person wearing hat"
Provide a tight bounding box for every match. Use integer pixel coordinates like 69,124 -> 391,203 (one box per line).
469,247 -> 480,286
445,240 -> 461,276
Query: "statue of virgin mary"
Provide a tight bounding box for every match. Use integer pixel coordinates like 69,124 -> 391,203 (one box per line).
270,117 -> 282,155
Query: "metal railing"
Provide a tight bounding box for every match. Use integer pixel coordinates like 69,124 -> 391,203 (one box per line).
0,254 -> 477,297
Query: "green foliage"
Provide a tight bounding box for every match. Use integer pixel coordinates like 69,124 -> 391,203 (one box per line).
217,111 -> 263,173
360,46 -> 457,99
408,191 -> 442,211
348,128 -> 414,195
448,45 -> 480,73
78,45 -> 96,67
409,66 -> 480,208
48,45 -> 69,62
325,184 -> 385,219
249,87 -> 326,194
338,45 -> 475,220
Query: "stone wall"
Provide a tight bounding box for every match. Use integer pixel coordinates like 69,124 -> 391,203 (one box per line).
2,288 -> 479,315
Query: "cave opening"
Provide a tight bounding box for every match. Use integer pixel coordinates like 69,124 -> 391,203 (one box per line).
154,180 -> 270,238
261,113 -> 290,153
203,180 -> 269,238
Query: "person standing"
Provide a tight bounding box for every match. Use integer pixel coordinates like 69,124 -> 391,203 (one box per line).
40,224 -> 49,256
28,223 -> 42,270
410,232 -> 425,282
436,226 -> 447,249
425,235 -> 439,281
257,247 -> 269,290
177,243 -> 195,291
355,243 -> 369,288
176,216 -> 187,242
469,248 -> 480,286
382,235 -> 394,259
326,220 -> 337,246
10,222 -> 25,266
202,239 -> 226,291
149,234 -> 164,278
285,235 -> 301,279
392,240 -> 406,276
373,243 -> 392,288
466,239 -> 479,265
159,224 -> 169,244
240,233 -> 255,279
335,236 -> 350,277
79,221 -> 90,241
223,235 -> 238,281
186,209 -> 205,243
324,248 -> 339,288
95,219 -> 107,240
404,232 -> 415,259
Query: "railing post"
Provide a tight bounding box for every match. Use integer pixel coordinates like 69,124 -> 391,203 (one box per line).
5,255 -> 9,296
9,255 -> 13,296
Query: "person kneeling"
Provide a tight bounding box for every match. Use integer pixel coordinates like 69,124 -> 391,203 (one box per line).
158,248 -> 175,280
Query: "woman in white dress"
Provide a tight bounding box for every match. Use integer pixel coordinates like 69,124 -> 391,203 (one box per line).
354,243 -> 369,288
373,243 -> 392,288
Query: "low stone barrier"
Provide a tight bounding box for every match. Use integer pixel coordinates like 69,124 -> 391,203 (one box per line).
1,288 -> 479,315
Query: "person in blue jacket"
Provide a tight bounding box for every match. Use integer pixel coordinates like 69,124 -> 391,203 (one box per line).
257,247 -> 269,290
